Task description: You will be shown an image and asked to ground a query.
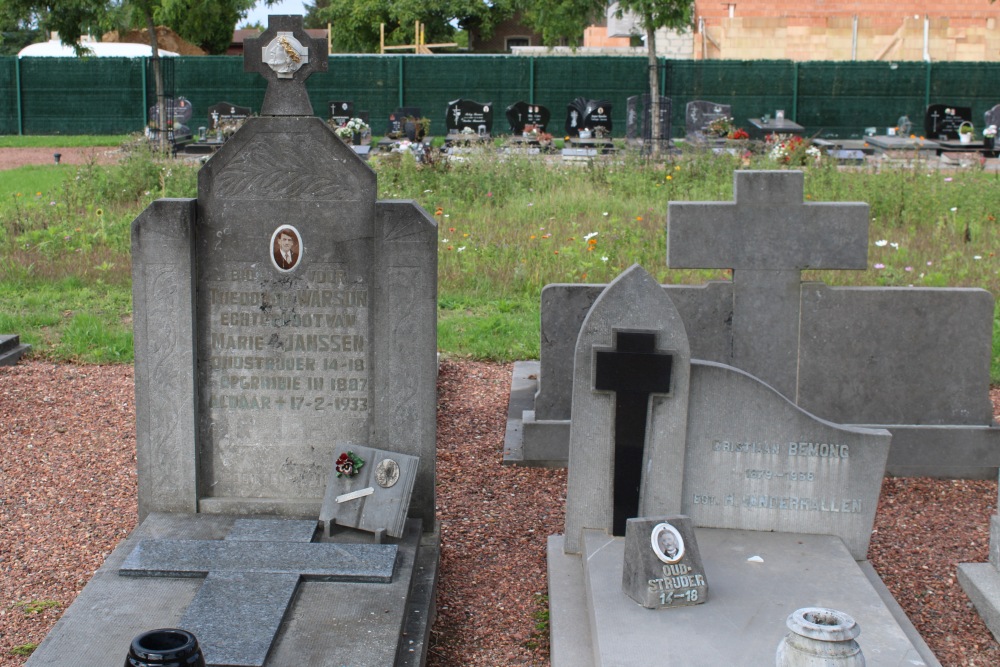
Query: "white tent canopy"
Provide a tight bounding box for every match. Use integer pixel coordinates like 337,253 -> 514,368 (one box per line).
18,39 -> 179,58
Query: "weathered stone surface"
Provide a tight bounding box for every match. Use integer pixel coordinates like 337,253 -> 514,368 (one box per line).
319,444 -> 419,538
564,265 -> 690,554
622,515 -> 707,609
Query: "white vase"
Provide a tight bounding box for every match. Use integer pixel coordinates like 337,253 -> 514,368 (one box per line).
960,133 -> 972,144
775,608 -> 865,667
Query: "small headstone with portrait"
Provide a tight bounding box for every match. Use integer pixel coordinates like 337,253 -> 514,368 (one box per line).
622,515 -> 707,609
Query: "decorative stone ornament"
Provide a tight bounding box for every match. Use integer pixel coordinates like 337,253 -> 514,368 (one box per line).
776,607 -> 865,667
263,32 -> 309,79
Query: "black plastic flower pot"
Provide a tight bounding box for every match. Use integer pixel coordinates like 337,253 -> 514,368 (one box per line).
124,629 -> 205,667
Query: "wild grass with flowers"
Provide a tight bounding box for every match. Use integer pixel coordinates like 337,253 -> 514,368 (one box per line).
1,137 -> 998,379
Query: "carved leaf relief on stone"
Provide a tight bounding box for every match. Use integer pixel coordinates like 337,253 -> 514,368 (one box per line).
214,135 -> 362,201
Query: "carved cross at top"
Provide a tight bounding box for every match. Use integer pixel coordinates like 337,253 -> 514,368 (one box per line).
244,15 -> 328,116
666,170 -> 869,399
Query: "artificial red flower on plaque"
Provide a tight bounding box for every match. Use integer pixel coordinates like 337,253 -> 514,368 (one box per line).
335,451 -> 365,477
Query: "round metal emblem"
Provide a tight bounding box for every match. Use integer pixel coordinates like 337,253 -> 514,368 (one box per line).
375,458 -> 400,488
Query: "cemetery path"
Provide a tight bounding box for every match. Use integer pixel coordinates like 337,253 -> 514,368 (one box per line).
0,147 -> 123,171
0,361 -> 998,666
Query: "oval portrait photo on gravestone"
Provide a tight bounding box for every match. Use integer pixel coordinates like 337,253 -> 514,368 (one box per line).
651,522 -> 685,564
271,225 -> 302,272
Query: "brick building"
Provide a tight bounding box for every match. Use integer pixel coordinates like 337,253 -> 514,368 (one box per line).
692,0 -> 1000,60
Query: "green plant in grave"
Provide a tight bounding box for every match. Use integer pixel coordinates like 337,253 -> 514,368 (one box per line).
10,643 -> 38,657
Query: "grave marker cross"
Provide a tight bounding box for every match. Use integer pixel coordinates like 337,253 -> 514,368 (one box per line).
667,170 -> 868,398
594,331 -> 673,536
119,519 -> 396,667
243,15 -> 328,116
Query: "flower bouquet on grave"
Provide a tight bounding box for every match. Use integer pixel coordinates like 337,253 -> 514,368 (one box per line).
984,124 -> 997,150
767,133 -> 821,165
334,117 -> 370,144
727,128 -> 750,141
705,115 -> 735,138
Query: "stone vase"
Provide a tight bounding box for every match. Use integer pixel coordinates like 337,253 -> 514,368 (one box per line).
775,608 -> 864,667
125,628 -> 205,667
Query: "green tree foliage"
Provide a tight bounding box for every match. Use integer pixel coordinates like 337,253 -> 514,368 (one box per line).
613,0 -> 693,149
155,0 -> 259,54
518,0 -> 605,47
315,0 -> 518,53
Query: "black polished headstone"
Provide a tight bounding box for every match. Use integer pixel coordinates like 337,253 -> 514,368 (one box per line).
328,100 -> 354,126
506,101 -> 551,134
594,331 -> 673,536
924,104 -> 972,140
565,97 -> 613,137
445,98 -> 493,136
685,100 -> 731,137
207,101 -> 251,130
624,94 -> 672,142
386,106 -> 422,136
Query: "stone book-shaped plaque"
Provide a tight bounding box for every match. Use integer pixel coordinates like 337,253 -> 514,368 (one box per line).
320,445 -> 418,539
622,515 -> 708,609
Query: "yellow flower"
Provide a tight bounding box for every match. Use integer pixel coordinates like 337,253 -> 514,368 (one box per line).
666,175 -> 672,181
674,165 -> 681,171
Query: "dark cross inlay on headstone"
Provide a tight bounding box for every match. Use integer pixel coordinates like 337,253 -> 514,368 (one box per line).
119,519 -> 397,667
594,331 -> 673,536
243,15 -> 328,116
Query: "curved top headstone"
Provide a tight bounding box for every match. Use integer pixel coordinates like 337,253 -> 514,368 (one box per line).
563,264 -> 691,554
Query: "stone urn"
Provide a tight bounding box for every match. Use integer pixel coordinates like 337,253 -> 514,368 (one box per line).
775,608 -> 864,667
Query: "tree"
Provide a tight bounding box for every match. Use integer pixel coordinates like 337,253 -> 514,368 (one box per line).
518,0 -> 605,48
313,0 -> 516,53
613,0 -> 693,152
155,0 -> 259,55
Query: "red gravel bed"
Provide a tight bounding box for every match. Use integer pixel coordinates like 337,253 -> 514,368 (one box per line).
1,360 -> 998,666
0,146 -> 123,171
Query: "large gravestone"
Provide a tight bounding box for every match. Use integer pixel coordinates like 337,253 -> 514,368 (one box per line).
445,98 -> 493,136
26,15 -> 439,667
625,94 -> 671,143
685,99 -> 731,138
506,100 -> 551,134
207,101 -> 251,131
924,103 -> 972,140
549,265 -> 934,667
565,97 -> 613,137
506,170 -> 999,479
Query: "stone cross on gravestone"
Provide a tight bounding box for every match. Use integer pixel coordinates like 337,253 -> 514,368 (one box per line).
667,171 -> 868,399
594,332 -> 673,536
243,15 -> 328,116
120,519 -> 397,667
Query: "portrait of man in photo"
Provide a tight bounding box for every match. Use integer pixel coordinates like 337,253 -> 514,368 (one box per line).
651,522 -> 685,564
272,226 -> 301,271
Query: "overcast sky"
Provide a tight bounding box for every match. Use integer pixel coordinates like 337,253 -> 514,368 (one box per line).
243,0 -> 310,28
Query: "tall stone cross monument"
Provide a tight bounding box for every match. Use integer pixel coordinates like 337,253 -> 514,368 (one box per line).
667,171 -> 868,399
131,14 -> 438,526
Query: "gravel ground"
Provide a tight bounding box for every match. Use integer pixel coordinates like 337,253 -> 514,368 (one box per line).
2,362 -> 1000,666
0,146 -> 124,171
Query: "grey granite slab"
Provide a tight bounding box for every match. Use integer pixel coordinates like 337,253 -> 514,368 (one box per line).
224,518 -> 316,542
181,572 -> 300,667
119,539 -> 397,582
0,334 -> 30,365
26,513 -> 436,667
549,528 -> 938,667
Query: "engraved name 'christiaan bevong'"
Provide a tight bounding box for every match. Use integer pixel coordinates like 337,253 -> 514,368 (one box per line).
712,440 -> 850,458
